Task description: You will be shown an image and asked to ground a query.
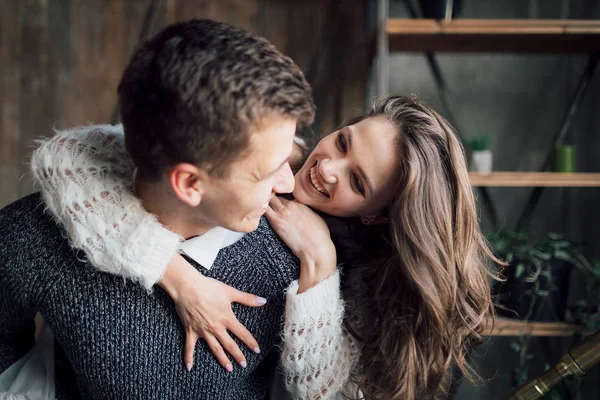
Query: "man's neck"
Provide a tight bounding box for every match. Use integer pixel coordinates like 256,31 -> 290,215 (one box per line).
135,180 -> 213,240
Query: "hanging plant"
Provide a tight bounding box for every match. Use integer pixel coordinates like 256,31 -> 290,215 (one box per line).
489,231 -> 599,397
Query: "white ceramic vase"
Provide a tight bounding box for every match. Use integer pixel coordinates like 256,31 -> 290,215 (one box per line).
471,150 -> 493,174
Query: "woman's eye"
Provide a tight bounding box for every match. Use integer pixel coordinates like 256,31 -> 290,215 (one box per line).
353,174 -> 365,196
337,133 -> 347,153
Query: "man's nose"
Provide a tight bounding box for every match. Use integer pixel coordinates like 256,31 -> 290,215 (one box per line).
319,158 -> 338,184
274,162 -> 295,194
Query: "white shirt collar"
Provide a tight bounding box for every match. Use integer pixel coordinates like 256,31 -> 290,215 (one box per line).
178,226 -> 245,270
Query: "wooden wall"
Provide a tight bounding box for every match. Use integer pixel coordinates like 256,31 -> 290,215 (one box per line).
0,0 -> 367,207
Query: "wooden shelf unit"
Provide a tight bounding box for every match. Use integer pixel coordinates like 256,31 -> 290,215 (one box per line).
387,19 -> 600,53
485,317 -> 584,337
469,172 -> 600,187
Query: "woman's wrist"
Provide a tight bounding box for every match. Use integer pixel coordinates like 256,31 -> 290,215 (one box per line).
298,241 -> 336,267
158,254 -> 201,301
297,254 -> 337,293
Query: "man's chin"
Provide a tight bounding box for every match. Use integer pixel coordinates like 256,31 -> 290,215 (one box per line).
225,218 -> 261,234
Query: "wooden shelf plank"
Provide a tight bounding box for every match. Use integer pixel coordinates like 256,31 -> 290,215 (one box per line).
485,317 -> 584,337
387,19 -> 600,53
469,172 -> 600,187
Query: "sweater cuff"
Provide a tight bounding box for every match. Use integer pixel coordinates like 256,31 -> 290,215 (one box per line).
138,225 -> 183,291
285,270 -> 342,321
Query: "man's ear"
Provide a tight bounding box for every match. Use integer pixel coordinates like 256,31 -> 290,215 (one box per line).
360,214 -> 390,226
167,163 -> 207,207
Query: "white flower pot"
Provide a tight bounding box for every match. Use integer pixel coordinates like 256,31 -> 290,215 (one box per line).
471,150 -> 493,174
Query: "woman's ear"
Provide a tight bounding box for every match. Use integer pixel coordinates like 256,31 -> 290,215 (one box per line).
168,163 -> 207,207
360,215 -> 390,225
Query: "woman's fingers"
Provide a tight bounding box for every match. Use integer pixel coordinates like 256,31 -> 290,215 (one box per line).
216,330 -> 247,369
228,319 -> 261,355
183,330 -> 199,371
184,321 -> 258,372
268,195 -> 284,211
230,288 -> 267,308
204,334 -> 234,372
264,204 -> 277,222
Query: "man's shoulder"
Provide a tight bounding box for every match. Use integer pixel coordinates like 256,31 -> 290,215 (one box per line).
0,193 -> 70,292
0,192 -> 66,258
0,192 -> 48,230
220,217 -> 299,277
249,217 -> 297,259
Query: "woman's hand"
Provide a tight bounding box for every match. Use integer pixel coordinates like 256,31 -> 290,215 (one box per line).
159,253 -> 266,372
265,196 -> 337,293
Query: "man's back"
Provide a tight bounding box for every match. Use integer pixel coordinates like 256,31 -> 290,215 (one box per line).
0,193 -> 299,399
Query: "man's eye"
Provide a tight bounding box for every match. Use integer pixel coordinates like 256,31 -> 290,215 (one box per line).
337,133 -> 347,153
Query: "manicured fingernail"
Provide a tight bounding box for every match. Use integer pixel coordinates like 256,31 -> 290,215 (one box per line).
186,363 -> 192,372
240,361 -> 247,368
253,347 -> 261,354
256,296 -> 267,305
225,364 -> 233,372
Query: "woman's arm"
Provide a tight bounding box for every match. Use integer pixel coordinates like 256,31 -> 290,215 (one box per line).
264,197 -> 361,399
281,271 -> 361,400
30,125 -> 181,289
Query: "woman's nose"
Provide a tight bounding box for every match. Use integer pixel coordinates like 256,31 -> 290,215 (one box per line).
319,158 -> 338,184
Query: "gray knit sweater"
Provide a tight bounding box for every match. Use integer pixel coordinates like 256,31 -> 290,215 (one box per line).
0,193 -> 300,399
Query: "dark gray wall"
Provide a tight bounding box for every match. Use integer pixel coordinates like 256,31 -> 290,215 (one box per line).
384,0 -> 600,398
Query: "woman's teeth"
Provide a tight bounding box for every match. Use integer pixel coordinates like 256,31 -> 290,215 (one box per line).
309,166 -> 329,197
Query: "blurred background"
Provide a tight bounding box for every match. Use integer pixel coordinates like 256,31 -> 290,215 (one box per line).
1,0 -> 599,399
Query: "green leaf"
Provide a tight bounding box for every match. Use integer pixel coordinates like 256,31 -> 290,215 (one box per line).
575,299 -> 588,307
548,232 -> 564,240
469,136 -> 491,151
540,268 -> 553,279
515,263 -> 526,279
591,262 -> 600,278
536,289 -> 551,297
551,240 -> 571,249
553,250 -> 571,261
506,252 -> 514,263
514,368 -> 529,386
534,250 -> 552,261
509,341 -> 521,352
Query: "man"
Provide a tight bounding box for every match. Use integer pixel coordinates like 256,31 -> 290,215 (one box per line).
0,19 -> 314,399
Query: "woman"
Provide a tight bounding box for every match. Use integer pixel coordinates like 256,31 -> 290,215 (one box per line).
26,95 -> 500,400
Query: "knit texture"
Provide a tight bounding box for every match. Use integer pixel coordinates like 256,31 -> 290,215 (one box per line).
0,193 -> 299,399
29,125 -> 182,290
281,272 -> 360,400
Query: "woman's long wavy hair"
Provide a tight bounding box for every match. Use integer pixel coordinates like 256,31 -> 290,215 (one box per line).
335,95 -> 503,400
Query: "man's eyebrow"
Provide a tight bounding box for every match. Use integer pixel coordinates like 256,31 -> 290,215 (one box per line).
346,126 -> 374,198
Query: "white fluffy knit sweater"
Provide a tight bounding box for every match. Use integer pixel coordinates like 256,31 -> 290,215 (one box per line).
29,125 -> 360,400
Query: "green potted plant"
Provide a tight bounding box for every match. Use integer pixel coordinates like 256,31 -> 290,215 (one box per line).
468,136 -> 492,174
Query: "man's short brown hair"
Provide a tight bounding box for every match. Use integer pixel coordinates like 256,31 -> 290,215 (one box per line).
118,19 -> 315,181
